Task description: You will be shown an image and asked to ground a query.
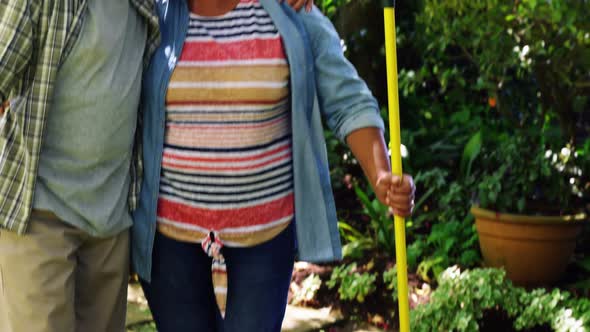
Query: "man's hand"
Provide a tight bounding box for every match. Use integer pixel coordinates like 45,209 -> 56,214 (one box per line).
281,0 -> 314,12
374,172 -> 415,217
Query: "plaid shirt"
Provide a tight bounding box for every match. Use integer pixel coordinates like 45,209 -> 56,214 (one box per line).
0,0 -> 160,234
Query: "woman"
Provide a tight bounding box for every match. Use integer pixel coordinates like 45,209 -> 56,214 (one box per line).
132,0 -> 416,331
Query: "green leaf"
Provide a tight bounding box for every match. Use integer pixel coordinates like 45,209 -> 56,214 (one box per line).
338,221 -> 365,240
460,131 -> 482,178
341,239 -> 373,259
354,184 -> 379,220
450,109 -> 470,124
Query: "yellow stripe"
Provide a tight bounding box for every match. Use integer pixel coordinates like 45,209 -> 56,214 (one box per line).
170,65 -> 289,83
219,221 -> 290,245
166,87 -> 288,103
212,274 -> 228,289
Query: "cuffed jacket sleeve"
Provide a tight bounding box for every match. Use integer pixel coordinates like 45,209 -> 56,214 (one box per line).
299,6 -> 384,142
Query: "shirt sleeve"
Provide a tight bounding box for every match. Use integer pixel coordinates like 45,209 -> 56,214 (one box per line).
0,0 -> 35,102
298,6 -> 384,142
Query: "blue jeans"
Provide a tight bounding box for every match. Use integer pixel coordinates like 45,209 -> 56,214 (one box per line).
140,224 -> 296,332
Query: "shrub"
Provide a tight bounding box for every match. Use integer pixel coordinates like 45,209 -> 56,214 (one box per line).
411,267 -> 590,331
326,263 -> 377,303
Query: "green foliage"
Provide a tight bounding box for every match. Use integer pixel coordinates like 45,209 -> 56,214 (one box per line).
352,184 -> 396,255
322,2 -> 590,319
383,265 -> 398,301
317,0 -> 351,19
383,266 -> 398,319
400,0 -> 590,214
127,322 -> 157,332
473,131 -> 588,215
460,131 -> 482,179
412,267 -> 514,331
405,168 -> 448,230
336,181 -> 397,261
338,221 -> 374,260
415,0 -> 589,140
411,267 -> 590,331
415,217 -> 480,283
327,263 -> 377,303
405,170 -> 481,282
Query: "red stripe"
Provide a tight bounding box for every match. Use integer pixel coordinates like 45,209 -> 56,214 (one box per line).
164,144 -> 290,162
157,193 -> 294,229
163,154 -> 289,171
179,39 -> 285,62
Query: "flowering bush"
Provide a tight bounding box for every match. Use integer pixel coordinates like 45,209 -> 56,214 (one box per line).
411,267 -> 590,331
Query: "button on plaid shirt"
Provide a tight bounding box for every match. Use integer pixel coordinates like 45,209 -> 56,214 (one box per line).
0,0 -> 160,234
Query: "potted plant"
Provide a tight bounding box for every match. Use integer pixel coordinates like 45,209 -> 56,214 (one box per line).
468,129 -> 589,287
426,0 -> 590,287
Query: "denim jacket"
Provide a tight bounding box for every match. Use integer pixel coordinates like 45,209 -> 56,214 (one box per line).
132,0 -> 384,281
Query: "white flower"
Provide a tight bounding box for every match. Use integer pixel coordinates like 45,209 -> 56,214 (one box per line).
554,308 -> 585,332
440,265 -> 461,281
340,39 -> 348,53
401,144 -> 409,158
560,147 -> 571,158
545,149 -> 553,158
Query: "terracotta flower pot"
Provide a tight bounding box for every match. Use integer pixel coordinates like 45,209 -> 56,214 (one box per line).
471,206 -> 587,287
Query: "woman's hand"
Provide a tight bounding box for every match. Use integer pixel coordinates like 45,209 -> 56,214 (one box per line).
281,0 -> 314,12
374,172 -> 415,217
345,127 -> 415,217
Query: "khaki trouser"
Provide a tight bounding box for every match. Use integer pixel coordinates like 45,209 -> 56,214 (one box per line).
0,211 -> 129,332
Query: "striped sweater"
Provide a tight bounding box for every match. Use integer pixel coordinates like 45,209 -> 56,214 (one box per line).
155,0 -> 293,316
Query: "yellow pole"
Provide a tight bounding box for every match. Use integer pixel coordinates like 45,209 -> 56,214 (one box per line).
383,1 -> 410,331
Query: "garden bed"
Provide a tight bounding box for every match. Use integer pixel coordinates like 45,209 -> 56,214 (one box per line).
289,254 -> 430,331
